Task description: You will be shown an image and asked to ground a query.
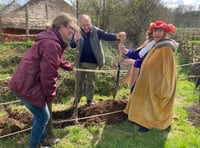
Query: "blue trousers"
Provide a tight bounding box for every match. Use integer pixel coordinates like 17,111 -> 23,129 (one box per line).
16,95 -> 50,148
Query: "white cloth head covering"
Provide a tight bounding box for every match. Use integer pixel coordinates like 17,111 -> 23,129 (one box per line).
139,40 -> 156,58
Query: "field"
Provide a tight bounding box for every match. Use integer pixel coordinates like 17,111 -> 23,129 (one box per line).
0,79 -> 200,148
0,32 -> 200,148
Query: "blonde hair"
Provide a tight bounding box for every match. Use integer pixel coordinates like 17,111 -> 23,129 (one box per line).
51,12 -> 77,29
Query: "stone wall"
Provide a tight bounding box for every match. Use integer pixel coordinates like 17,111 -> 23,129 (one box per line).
0,0 -> 76,30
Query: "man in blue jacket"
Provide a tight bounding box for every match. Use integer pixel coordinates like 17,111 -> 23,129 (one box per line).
70,14 -> 124,106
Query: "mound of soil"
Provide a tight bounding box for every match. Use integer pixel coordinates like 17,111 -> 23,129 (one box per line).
0,99 -> 128,136
191,59 -> 200,88
1,99 -> 200,137
184,104 -> 200,127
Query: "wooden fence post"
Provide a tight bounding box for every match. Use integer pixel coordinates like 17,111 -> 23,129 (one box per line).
0,15 -> 3,43
25,3 -> 29,41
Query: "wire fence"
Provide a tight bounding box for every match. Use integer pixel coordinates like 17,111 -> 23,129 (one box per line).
0,110 -> 123,139
0,33 -> 200,139
0,61 -> 200,106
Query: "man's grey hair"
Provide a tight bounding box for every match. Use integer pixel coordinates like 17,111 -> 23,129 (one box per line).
78,14 -> 91,24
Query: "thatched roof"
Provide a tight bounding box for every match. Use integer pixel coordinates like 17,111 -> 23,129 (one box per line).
0,1 -> 21,14
0,0 -> 76,30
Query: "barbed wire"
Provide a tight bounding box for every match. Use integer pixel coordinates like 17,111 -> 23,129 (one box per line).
177,61 -> 200,67
0,100 -> 21,106
0,33 -> 37,37
53,109 -> 123,124
0,64 -> 200,106
0,110 -> 123,139
1,60 -> 200,82
0,61 -> 200,138
0,127 -> 32,139
0,30 -> 200,139
177,75 -> 200,80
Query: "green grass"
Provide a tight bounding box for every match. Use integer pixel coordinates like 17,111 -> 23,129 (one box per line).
0,41 -> 34,48
0,74 -> 10,79
0,110 -> 7,118
190,40 -> 200,43
0,79 -> 200,148
0,41 -> 200,147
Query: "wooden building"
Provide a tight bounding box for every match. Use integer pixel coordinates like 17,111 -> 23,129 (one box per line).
0,0 -> 76,41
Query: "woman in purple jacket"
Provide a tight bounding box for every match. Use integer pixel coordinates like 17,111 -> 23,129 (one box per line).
8,13 -> 77,148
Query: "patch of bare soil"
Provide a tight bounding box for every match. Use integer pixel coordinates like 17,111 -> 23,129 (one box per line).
0,99 -> 128,136
184,104 -> 200,127
1,99 -> 199,137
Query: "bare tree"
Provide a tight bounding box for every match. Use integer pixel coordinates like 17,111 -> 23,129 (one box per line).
114,0 -> 172,46
77,0 -> 173,46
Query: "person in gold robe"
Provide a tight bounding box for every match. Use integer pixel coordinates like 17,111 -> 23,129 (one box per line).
119,20 -> 179,132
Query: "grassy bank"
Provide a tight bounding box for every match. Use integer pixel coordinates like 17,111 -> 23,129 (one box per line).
0,78 -> 200,148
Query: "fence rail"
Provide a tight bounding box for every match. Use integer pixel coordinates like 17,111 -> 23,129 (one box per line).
0,33 -> 38,42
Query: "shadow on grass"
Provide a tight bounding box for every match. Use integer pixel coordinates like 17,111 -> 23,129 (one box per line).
94,120 -> 169,148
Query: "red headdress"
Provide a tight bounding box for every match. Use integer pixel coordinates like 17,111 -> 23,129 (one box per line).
148,20 -> 176,34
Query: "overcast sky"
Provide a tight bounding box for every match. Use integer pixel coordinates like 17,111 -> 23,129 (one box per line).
162,0 -> 200,8
0,0 -> 199,8
163,0 -> 200,4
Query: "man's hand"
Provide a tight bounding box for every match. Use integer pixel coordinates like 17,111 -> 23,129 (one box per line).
116,32 -> 126,43
74,32 -> 81,43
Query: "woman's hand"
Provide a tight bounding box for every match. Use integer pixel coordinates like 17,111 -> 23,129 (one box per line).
118,44 -> 129,55
121,58 -> 135,66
